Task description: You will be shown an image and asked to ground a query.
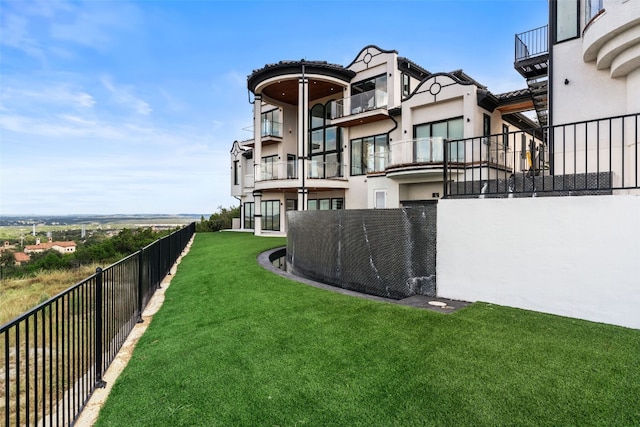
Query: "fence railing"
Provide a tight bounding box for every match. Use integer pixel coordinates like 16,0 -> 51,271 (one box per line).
1,222 -> 195,426
443,113 -> 639,198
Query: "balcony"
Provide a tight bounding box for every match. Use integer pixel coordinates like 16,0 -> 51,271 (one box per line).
253,159 -> 347,190
329,89 -> 389,127
514,25 -> 549,127
582,3 -> 640,78
385,138 -> 465,181
261,119 -> 283,144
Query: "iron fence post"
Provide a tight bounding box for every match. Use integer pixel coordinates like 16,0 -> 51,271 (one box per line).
442,138 -> 449,198
95,267 -> 106,388
137,249 -> 144,323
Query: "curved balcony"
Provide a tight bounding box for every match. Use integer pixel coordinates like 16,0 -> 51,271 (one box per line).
253,160 -> 349,192
583,3 -> 640,78
386,138 -> 461,182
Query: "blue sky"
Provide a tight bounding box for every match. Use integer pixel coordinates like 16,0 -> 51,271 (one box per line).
0,0 -> 547,215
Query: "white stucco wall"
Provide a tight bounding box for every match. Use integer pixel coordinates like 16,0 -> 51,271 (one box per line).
437,196 -> 640,329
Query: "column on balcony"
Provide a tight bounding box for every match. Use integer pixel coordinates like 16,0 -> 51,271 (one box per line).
297,75 -> 309,211
253,95 -> 263,235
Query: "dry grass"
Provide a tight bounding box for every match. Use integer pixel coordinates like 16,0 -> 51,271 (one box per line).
0,265 -> 99,325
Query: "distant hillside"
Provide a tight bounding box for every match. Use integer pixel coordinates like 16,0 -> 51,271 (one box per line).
0,214 -> 201,227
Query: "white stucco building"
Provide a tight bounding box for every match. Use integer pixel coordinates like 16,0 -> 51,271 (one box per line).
231,46 -> 540,236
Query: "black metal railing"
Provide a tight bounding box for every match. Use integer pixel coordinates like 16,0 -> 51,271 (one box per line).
515,25 -> 548,62
443,113 -> 639,198
1,222 -> 195,426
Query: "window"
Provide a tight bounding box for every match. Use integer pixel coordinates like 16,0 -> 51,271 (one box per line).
233,160 -> 239,185
483,114 -> 491,137
287,154 -> 297,179
586,0 -> 603,22
308,103 -> 342,179
554,0 -> 579,43
262,155 -> 278,180
402,73 -> 410,97
307,198 -> 344,210
350,134 -> 388,175
244,202 -> 254,229
414,118 -> 464,162
502,124 -> 509,149
351,74 -> 387,113
261,109 -> 282,137
318,199 -> 330,210
374,190 -> 386,209
261,200 -> 280,231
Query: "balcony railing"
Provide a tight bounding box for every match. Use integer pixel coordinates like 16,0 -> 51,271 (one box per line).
331,89 -> 387,119
388,138 -> 465,168
261,120 -> 283,138
256,160 -> 297,182
515,25 -> 548,62
444,113 -> 639,198
254,159 -> 347,182
307,159 -> 346,180
1,224 -> 196,426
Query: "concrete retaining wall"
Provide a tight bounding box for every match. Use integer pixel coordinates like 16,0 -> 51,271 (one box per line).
437,196 -> 640,329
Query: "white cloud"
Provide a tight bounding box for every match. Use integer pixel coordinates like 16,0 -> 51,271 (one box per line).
0,13 -> 46,63
101,75 -> 152,115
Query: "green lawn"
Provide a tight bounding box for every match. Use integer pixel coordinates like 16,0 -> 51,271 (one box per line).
95,232 -> 640,427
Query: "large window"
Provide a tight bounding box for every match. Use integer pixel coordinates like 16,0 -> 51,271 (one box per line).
307,197 -> 344,210
261,108 -> 282,137
244,202 -> 254,229
309,103 -> 342,179
554,0 -> 579,43
351,74 -> 387,113
261,200 -> 280,231
414,117 -> 464,162
351,134 -> 388,176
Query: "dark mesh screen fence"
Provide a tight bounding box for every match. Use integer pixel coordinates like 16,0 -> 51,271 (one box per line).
286,207 -> 437,299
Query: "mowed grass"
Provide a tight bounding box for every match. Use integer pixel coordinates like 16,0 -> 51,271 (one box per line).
96,232 -> 640,427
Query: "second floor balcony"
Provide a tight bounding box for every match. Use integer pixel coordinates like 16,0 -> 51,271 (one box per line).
329,89 -> 389,127
251,159 -> 348,186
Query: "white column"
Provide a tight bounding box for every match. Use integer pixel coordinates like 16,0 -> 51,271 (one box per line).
253,95 -> 263,183
298,74 -> 308,210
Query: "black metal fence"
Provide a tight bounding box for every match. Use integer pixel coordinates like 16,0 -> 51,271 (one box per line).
1,222 -> 195,426
444,113 -> 639,198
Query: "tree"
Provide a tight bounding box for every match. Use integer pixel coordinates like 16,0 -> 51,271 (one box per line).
196,205 -> 240,232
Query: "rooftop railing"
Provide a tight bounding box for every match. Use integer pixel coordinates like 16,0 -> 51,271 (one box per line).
515,25 -> 548,62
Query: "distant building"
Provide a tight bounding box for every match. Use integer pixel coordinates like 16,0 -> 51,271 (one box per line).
14,252 -> 31,265
24,238 -> 77,254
